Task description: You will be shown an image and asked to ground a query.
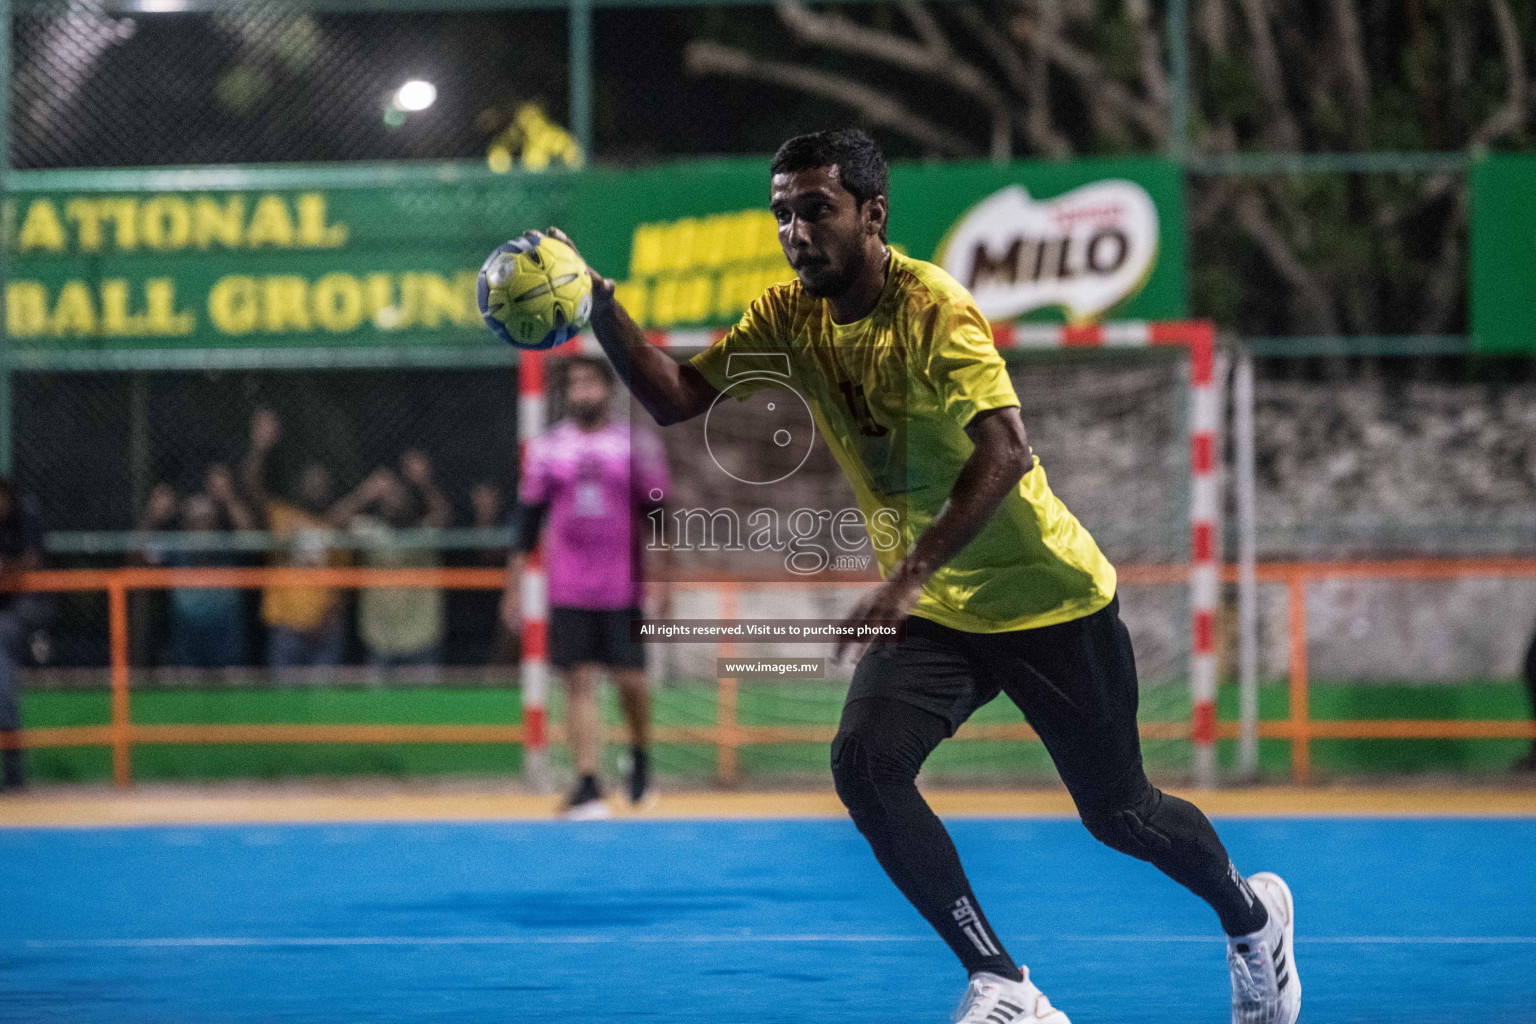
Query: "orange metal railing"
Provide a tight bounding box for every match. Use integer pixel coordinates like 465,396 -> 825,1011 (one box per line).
4,558 -> 1536,787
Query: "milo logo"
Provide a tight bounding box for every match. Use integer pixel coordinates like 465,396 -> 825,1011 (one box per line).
936,180 -> 1159,323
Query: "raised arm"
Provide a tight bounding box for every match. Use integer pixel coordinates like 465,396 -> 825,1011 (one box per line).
329,469 -> 392,528
240,409 -> 281,522
205,464 -> 256,532
545,227 -> 719,426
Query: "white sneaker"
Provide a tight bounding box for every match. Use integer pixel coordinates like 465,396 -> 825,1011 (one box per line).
1227,872 -> 1300,1024
951,967 -> 1069,1024
560,798 -> 611,821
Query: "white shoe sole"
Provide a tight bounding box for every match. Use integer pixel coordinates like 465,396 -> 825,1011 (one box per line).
1248,872 -> 1300,1024
972,999 -> 1070,1023
560,800 -> 611,821
952,971 -> 1071,1024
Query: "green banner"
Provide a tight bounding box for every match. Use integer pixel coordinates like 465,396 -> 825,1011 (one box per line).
5,157 -> 1185,351
1472,154 -> 1536,353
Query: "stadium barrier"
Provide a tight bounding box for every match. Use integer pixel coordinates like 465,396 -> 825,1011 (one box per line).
5,558 -> 1536,788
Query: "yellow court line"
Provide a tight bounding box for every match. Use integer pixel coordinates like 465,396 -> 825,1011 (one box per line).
4,786 -> 1536,828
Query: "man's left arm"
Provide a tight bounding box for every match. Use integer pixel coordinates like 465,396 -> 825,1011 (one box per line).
834,301 -> 1029,660
898,406 -> 1033,585
834,407 -> 1032,660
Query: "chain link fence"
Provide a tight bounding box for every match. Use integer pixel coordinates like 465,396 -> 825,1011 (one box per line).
14,6 -> 571,169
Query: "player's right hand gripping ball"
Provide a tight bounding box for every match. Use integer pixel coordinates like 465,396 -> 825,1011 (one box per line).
477,230 -> 594,350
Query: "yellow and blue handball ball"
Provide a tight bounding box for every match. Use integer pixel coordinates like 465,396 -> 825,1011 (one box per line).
477,230 -> 594,350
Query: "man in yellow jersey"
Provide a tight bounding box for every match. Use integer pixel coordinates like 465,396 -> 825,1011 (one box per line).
549,129 -> 1299,1024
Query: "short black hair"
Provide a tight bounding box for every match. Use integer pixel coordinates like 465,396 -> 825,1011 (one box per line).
771,129 -> 890,237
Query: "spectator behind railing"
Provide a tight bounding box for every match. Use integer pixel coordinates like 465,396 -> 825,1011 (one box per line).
137,464 -> 255,670
340,451 -> 450,675
240,409 -> 351,675
0,478 -> 47,792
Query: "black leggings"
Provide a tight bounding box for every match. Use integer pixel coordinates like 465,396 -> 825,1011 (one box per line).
831,598 -> 1266,978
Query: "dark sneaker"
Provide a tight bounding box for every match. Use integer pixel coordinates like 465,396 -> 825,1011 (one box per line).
628,747 -> 653,807
559,774 -> 609,821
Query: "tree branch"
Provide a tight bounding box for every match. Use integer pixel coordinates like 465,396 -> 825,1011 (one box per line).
1234,0 -> 1301,149
774,0 -> 1012,162
1125,0 -> 1169,110
1327,0 -> 1373,148
1196,0 -> 1229,57
898,1 -> 948,54
683,39 -> 979,157
1232,187 -> 1340,334
1470,0 -> 1529,147
1417,196 -> 1465,334
1007,8 -> 1165,144
1189,175 -> 1238,231
955,3 -> 1072,159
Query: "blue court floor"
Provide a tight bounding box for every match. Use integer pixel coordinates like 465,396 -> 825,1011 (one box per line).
3,816 -> 1534,1023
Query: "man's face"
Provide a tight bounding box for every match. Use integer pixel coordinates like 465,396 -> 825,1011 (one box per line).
183,494 -> 220,532
770,165 -> 884,298
565,364 -> 611,422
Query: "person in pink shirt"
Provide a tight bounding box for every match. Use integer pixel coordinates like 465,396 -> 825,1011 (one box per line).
502,355 -> 670,818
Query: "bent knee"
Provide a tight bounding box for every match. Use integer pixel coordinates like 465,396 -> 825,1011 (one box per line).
830,729 -> 917,824
1078,784 -> 1172,859
829,729 -> 872,801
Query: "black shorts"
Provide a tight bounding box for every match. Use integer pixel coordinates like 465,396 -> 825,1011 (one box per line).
844,595 -> 1144,811
549,606 -> 647,671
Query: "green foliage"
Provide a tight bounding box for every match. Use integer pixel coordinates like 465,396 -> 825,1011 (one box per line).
1204,55 -> 1263,125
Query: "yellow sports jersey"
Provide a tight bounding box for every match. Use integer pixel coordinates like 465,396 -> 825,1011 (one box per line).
689,249 -> 1116,633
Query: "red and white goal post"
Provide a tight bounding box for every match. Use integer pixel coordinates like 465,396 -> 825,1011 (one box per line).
516,320 -> 1228,789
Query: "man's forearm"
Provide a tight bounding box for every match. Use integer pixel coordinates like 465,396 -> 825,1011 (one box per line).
895,447 -> 1031,586
589,300 -> 708,426
222,498 -> 257,532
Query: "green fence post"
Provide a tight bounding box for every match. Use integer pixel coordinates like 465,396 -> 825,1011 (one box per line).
569,0 -> 593,160
1166,0 -> 1190,165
